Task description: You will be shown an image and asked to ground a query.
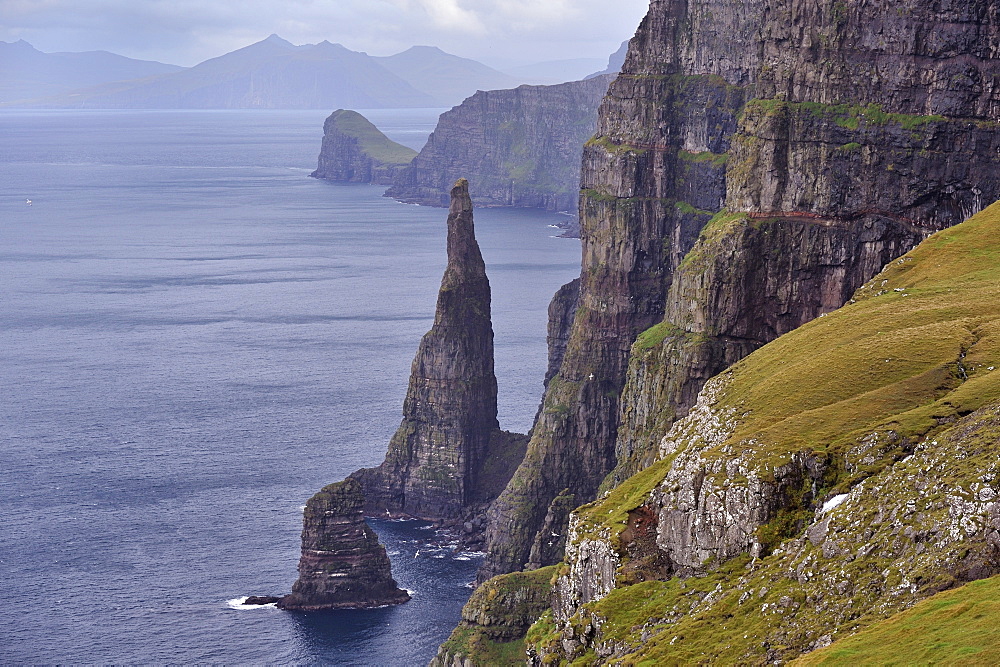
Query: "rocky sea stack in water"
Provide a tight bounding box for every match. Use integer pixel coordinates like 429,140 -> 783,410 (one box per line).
278,478 -> 409,611
311,109 -> 417,185
352,179 -> 528,521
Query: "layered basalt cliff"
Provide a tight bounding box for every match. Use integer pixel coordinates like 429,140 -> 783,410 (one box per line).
480,0 -> 1000,583
311,109 -> 416,185
278,478 -> 409,611
529,201 -> 1000,662
385,76 -> 613,212
352,179 -> 527,520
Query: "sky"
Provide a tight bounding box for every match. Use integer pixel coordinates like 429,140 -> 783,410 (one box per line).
0,0 -> 651,69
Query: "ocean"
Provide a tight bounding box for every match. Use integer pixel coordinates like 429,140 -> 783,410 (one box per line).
0,109 -> 581,663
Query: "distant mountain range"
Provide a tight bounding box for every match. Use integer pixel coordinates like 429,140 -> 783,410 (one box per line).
1,35 -> 525,109
0,39 -> 182,103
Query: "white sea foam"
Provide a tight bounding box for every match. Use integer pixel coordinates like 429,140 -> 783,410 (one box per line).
226,596 -> 277,610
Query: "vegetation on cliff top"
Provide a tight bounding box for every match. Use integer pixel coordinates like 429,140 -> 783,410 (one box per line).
660,198 -> 1000,479
530,200 -> 1000,662
435,565 -> 556,666
328,109 -> 417,164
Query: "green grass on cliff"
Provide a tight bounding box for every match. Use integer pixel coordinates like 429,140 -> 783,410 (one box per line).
698,200 -> 1000,478
530,201 -> 1000,663
329,109 -> 417,164
437,565 -> 556,665
744,99 -> 949,132
794,576 -> 1000,666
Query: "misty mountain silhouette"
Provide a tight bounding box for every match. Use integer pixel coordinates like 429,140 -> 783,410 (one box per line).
0,39 -> 181,103
3,35 -> 521,109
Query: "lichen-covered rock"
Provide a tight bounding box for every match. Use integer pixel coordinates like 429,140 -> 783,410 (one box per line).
278,478 -> 409,611
431,566 -> 555,667
353,179 -> 527,519
528,199 -> 1000,662
386,76 -> 613,212
481,0 -> 1000,582
311,109 -> 416,185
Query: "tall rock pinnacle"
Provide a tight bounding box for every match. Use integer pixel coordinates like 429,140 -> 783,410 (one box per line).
353,179 -> 526,520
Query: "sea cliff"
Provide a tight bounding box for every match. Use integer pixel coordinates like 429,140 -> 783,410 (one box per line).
481,0 -> 1000,585
386,76 -> 613,212
311,109 -> 416,185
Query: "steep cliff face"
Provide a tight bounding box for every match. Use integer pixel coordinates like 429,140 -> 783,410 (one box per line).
352,179 -> 527,520
529,200 -> 1000,662
311,109 -> 417,185
385,76 -> 613,212
481,0 -> 1000,581
278,478 -> 410,611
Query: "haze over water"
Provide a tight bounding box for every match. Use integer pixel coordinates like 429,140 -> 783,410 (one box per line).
0,109 -> 581,663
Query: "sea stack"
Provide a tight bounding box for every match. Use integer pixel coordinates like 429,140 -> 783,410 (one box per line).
311,109 -> 417,185
352,179 -> 527,520
278,478 -> 410,611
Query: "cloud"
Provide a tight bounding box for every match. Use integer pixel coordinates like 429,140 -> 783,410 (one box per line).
416,0 -> 487,33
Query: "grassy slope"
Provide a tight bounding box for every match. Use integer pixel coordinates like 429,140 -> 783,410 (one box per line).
795,575 -> 1000,666
330,109 -> 417,164
530,201 -> 1000,663
713,203 -> 1000,477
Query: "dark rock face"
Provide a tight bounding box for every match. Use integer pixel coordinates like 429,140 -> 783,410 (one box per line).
480,0 -> 1000,580
243,595 -> 281,606
353,179 -> 527,519
544,279 -> 580,388
278,478 -> 409,611
311,109 -> 416,185
386,76 -> 614,212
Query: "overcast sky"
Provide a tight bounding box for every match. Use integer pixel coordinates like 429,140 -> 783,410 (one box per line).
1,0 -> 651,69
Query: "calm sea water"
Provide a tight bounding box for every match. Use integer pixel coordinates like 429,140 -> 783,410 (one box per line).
0,109 -> 580,664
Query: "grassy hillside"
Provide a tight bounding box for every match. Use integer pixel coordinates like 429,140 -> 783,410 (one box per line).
528,200 -> 1000,663
329,109 -> 417,165
796,575 -> 1000,665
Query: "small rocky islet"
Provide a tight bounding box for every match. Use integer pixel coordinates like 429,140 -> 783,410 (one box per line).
277,477 -> 410,611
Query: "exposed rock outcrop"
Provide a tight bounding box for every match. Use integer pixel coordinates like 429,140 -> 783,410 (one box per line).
543,279 -> 580,388
311,109 -> 416,185
278,478 -> 409,611
527,200 -> 1000,662
480,0 -> 1000,582
352,179 -> 527,520
386,76 -> 613,212
431,566 -> 555,666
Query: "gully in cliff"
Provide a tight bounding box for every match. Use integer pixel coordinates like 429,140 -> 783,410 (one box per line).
277,477 -> 410,611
